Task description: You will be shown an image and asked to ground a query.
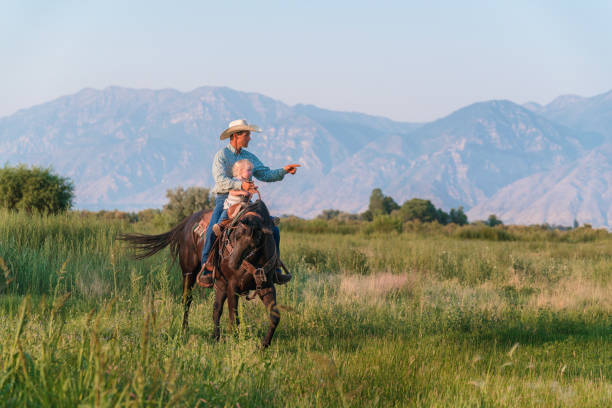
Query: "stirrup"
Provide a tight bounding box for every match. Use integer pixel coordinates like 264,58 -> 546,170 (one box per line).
212,223 -> 222,236
197,267 -> 214,288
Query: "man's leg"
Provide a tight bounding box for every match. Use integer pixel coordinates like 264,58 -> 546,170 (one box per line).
198,194 -> 227,287
273,226 -> 280,254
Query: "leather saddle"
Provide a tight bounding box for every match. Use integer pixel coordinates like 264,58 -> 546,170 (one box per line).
192,202 -> 247,240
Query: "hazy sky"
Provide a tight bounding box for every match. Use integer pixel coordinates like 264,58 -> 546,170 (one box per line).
2,0 -> 611,122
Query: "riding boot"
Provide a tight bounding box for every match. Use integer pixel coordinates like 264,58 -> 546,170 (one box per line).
275,268 -> 292,285
196,264 -> 214,288
197,255 -> 215,288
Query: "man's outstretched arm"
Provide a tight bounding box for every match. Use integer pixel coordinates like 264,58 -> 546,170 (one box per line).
249,152 -> 287,182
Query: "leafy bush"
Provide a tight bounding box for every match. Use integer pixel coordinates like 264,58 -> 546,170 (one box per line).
280,217 -> 361,234
337,248 -> 370,275
448,207 -> 468,225
316,209 -> 359,221
163,186 -> 213,224
397,198 -> 467,226
397,198 -> 439,223
455,225 -> 515,241
486,214 -> 503,227
505,225 -> 610,243
363,215 -> 403,234
367,188 -> 400,218
0,164 -> 74,214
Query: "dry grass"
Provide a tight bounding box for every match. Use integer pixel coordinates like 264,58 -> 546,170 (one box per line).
339,272 -> 418,302
530,275 -> 612,311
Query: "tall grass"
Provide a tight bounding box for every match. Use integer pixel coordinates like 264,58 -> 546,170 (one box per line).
0,210 -> 174,298
1,210 -> 611,406
281,214 -> 612,243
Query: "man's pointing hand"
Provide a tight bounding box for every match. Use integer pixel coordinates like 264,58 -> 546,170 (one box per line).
284,164 -> 301,175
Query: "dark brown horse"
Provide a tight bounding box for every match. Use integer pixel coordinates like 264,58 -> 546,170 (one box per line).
119,200 -> 284,347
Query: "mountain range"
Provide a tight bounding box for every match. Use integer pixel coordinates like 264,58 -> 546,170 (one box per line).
1,86 -> 611,228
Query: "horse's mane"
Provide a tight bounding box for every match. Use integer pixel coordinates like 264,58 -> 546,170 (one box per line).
245,200 -> 273,227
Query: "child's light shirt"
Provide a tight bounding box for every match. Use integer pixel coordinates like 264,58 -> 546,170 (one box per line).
223,178 -> 250,210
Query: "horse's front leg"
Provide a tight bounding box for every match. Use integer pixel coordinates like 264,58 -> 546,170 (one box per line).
212,288 -> 227,341
227,282 -> 239,332
259,286 -> 279,348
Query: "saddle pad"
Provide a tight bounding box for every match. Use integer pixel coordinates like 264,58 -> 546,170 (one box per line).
193,221 -> 207,238
193,210 -> 213,239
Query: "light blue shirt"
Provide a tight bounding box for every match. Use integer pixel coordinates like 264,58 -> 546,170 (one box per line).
211,144 -> 287,195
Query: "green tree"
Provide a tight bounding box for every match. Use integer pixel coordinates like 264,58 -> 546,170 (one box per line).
137,208 -> 162,223
368,188 -> 399,217
163,186 -> 213,224
449,207 -> 468,225
382,196 -> 400,214
0,164 -> 74,214
317,209 -> 358,222
368,188 -> 386,216
486,214 -> 503,227
398,198 -> 438,222
360,209 -> 373,221
436,208 -> 450,225
317,209 -> 341,220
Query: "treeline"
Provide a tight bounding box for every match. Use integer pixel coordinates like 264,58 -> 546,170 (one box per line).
361,188 -> 469,225
317,188 -> 508,227
281,214 -> 609,242
280,188 -> 605,241
316,188 -> 470,225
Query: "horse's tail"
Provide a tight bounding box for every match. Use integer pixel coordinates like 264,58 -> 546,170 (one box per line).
118,216 -> 193,261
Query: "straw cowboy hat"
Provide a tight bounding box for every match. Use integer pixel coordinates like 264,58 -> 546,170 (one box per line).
219,119 -> 262,140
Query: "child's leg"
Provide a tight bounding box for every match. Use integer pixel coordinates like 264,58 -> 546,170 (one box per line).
218,209 -> 229,224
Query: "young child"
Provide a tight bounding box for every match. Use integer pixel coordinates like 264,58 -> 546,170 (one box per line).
218,159 -> 255,223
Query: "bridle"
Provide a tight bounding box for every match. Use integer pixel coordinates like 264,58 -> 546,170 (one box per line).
218,206 -> 280,296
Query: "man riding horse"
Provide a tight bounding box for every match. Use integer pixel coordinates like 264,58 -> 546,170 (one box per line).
196,119 -> 299,287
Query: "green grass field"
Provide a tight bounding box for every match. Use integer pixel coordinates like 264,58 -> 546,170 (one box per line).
1,210 -> 611,407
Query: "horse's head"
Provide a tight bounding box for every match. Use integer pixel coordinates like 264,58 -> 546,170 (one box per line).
228,203 -> 275,270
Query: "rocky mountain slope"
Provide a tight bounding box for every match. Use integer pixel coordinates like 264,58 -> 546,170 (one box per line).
1,86 -> 611,227
467,144 -> 612,227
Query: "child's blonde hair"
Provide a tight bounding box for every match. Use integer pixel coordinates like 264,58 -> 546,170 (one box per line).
232,159 -> 253,178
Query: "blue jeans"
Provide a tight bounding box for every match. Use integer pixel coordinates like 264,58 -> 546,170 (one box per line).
273,225 -> 280,255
